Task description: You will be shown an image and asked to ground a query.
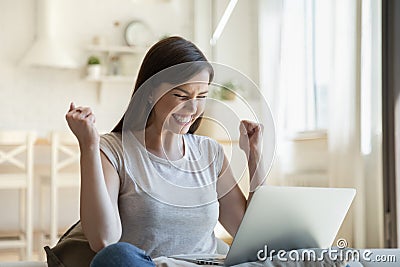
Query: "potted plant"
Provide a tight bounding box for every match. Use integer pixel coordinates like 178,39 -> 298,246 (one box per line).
211,81 -> 242,101
86,56 -> 101,79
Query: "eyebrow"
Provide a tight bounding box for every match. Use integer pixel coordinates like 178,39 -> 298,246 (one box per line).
173,87 -> 209,95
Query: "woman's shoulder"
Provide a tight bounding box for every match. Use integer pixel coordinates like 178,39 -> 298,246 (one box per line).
100,132 -> 123,154
99,132 -> 124,172
101,131 -> 122,139
100,132 -> 122,144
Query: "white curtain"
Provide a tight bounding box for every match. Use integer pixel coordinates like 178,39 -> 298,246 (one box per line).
328,0 -> 364,248
259,0 -> 383,248
328,0 -> 383,248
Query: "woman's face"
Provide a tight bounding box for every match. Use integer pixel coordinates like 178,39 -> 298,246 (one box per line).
148,69 -> 210,134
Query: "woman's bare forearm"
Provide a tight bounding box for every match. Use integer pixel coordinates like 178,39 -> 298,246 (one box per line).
246,149 -> 267,205
238,120 -> 266,203
79,144 -> 122,252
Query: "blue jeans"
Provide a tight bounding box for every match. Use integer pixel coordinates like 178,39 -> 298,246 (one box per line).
90,242 -> 155,267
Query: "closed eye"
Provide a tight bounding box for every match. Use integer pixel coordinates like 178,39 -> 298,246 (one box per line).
173,94 -> 188,99
173,94 -> 207,100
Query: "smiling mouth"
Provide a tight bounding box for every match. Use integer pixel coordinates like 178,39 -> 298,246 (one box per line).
172,114 -> 193,125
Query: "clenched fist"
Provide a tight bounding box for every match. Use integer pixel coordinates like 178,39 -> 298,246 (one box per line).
65,102 -> 100,149
239,120 -> 263,159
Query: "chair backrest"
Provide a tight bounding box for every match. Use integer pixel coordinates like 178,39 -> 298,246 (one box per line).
0,131 -> 36,178
50,131 -> 80,183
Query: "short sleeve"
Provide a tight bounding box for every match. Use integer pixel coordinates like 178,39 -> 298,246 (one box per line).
213,140 -> 225,177
99,133 -> 123,176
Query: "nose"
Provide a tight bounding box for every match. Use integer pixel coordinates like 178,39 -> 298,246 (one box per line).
183,98 -> 197,113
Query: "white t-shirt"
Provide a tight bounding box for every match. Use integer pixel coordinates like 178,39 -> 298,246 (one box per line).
99,132 -> 225,258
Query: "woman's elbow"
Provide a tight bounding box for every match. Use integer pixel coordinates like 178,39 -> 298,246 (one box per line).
84,223 -> 122,252
89,238 -> 117,253
88,229 -> 122,252
90,240 -> 105,253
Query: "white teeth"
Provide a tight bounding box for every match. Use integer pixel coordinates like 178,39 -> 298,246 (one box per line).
173,114 -> 192,123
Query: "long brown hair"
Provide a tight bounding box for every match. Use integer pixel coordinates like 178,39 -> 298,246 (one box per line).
112,36 -> 214,133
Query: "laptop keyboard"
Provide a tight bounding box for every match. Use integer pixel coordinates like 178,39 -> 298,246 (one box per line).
195,257 -> 226,265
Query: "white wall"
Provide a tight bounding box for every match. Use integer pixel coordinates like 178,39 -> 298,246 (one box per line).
193,0 -> 259,83
212,0 -> 260,85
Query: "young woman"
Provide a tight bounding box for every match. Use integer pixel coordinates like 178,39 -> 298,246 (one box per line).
65,36 -> 265,267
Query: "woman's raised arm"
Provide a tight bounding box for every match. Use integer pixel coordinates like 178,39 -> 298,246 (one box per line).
218,120 -> 267,237
65,102 -> 122,252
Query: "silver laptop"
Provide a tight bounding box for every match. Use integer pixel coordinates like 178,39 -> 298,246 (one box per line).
170,185 -> 356,266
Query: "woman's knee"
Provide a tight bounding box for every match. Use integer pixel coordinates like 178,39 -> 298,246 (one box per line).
90,242 -> 154,267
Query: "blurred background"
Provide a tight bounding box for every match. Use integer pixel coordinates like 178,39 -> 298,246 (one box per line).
0,0 -> 387,262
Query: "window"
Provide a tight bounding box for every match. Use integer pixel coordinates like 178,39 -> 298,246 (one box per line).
280,0 -> 332,133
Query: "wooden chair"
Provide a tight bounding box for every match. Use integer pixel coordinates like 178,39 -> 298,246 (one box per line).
0,131 -> 36,260
39,131 -> 80,248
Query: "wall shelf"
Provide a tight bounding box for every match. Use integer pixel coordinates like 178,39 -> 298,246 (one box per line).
85,75 -> 135,83
85,44 -> 143,102
86,45 -> 147,54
